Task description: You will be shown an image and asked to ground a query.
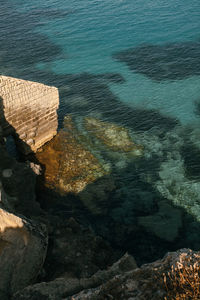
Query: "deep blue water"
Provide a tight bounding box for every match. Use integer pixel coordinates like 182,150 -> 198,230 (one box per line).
1,0 -> 200,264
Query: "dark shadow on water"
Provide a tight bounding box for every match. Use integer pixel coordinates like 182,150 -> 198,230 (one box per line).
113,41 -> 200,81
0,1 -> 64,78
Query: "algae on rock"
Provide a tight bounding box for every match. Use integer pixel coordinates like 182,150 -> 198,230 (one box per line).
36,116 -> 109,195
84,116 -> 143,155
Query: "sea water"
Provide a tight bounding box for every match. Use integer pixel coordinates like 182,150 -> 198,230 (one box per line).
4,0 -> 200,124
1,0 -> 200,264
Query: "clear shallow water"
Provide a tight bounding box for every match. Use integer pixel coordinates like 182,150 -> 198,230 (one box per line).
2,0 -> 200,264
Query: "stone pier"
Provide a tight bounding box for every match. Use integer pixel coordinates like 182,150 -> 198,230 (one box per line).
0,76 -> 59,153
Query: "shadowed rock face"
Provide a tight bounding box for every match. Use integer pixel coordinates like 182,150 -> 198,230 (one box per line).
0,186 -> 47,299
113,41 -> 200,81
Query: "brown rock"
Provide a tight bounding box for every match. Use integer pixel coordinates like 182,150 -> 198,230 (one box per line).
0,204 -> 47,299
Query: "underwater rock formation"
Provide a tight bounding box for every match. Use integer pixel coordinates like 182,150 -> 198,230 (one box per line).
156,157 -> 200,222
113,41 -> 200,81
36,116 -> 109,195
84,117 -> 143,154
35,115 -> 143,213
138,201 -> 182,242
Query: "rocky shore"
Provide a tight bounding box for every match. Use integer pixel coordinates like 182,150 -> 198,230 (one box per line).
1,116 -> 200,299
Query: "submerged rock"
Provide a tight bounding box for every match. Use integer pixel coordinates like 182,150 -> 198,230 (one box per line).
79,176 -> 116,215
84,117 -> 143,155
156,157 -> 200,222
36,116 -> 108,195
35,115 -> 143,212
138,201 -> 182,242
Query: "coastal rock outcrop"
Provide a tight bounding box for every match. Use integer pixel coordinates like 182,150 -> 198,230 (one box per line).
0,197 -> 47,299
0,75 -> 59,154
13,253 -> 137,299
13,248 -> 200,300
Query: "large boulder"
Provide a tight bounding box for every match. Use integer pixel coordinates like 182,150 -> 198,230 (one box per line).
0,198 -> 47,299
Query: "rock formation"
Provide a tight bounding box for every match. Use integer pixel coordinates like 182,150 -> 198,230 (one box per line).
13,248 -> 200,300
0,203 -> 47,299
0,75 -> 59,153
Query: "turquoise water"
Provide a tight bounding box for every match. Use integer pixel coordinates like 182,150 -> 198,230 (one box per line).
2,0 -> 200,264
7,0 -> 200,124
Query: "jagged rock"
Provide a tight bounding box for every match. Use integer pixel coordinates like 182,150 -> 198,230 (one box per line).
13,253 -> 137,300
64,249 -> 200,300
138,200 -> 182,241
84,117 -> 143,155
0,203 -> 48,299
14,249 -> 200,300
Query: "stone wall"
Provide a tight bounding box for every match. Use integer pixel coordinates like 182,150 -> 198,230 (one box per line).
0,75 -> 59,153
